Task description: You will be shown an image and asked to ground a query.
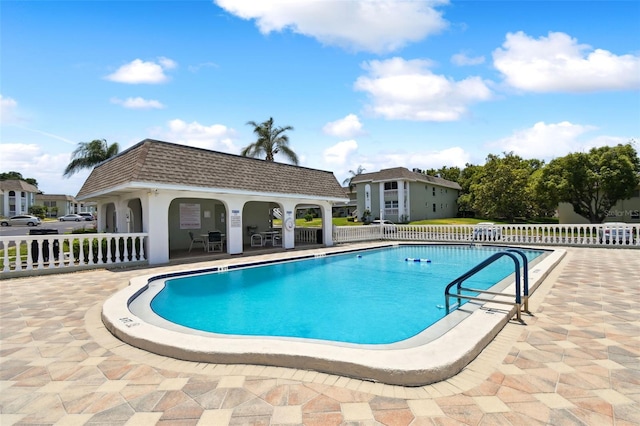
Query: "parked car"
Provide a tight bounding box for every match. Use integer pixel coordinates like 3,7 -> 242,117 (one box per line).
368,219 -> 397,233
370,219 -> 395,226
77,212 -> 95,221
599,222 -> 632,244
0,215 -> 42,227
472,222 -> 502,240
59,214 -> 84,222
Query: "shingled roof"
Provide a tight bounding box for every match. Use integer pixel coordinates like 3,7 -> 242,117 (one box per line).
76,139 -> 348,201
0,179 -> 39,193
351,167 -> 461,190
36,194 -> 76,201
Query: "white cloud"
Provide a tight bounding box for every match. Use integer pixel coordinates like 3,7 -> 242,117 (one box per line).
363,146 -> 470,170
322,114 -> 364,138
488,121 -> 600,160
111,97 -> 166,109
105,58 -> 177,84
151,119 -> 240,152
321,145 -> 471,187
354,57 -> 492,121
1,94 -> 19,124
493,31 -> 640,92
451,52 -> 485,66
214,0 -> 449,53
188,62 -> 219,73
323,139 -> 358,165
0,143 -> 89,195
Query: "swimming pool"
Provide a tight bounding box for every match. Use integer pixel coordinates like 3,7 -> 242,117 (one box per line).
103,243 -> 565,385
149,245 -> 543,345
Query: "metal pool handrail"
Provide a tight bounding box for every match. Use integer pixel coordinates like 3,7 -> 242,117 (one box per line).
444,250 -> 529,321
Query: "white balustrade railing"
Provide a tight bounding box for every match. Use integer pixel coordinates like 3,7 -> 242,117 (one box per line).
295,227 -> 319,243
333,223 -> 640,248
3,223 -> 636,277
1,233 -> 148,276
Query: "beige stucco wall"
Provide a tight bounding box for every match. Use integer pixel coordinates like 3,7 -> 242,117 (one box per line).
558,193 -> 640,224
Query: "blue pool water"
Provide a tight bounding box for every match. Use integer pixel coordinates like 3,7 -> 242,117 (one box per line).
151,245 -> 544,344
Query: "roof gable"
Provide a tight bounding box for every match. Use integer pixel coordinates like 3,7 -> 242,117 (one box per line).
77,139 -> 347,200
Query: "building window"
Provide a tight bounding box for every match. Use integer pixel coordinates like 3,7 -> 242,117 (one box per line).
384,182 -> 398,190
432,204 -> 436,212
432,187 -> 436,196
385,200 -> 399,209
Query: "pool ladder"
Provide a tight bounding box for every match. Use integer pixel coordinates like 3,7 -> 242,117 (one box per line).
444,249 -> 529,322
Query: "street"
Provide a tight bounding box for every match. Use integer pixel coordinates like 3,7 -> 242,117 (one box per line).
0,220 -> 96,237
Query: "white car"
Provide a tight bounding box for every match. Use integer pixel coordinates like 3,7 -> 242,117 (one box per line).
370,219 -> 395,226
0,215 -> 42,227
472,222 -> 502,240
77,212 -> 95,221
59,214 -> 84,222
599,222 -> 632,244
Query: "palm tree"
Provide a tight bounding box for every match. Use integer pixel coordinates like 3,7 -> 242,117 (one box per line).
342,165 -> 366,191
241,117 -> 298,165
63,139 -> 120,177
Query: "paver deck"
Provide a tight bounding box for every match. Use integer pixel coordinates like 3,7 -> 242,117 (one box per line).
1,246 -> 639,425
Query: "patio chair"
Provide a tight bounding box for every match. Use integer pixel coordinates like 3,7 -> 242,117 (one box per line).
251,233 -> 263,247
207,231 -> 224,252
188,231 -> 205,252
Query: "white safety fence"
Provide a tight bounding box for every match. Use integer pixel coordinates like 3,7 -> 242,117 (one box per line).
295,227 -> 320,243
2,223 -> 637,277
333,223 -> 640,248
1,233 -> 148,277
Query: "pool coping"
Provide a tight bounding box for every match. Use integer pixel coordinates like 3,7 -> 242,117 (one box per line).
101,243 -> 566,386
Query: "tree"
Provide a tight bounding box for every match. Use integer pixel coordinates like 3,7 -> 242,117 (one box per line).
472,152 -> 540,221
456,163 -> 483,216
537,143 -> 640,223
342,165 -> 366,191
63,139 -> 120,178
29,205 -> 47,219
526,168 -> 557,218
423,166 -> 462,183
241,117 -> 298,164
0,171 -> 38,188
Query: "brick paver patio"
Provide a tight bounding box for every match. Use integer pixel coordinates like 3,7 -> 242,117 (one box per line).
1,246 -> 638,425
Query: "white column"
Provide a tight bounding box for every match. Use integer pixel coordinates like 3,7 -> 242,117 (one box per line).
145,193 -> 170,265
226,200 -> 244,255
280,201 -> 297,249
115,199 -> 130,233
96,202 -> 105,232
397,180 -> 405,221
320,202 -> 334,246
379,184 -> 385,219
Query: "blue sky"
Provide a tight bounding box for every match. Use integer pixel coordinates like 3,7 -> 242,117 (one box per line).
2,0 -> 639,196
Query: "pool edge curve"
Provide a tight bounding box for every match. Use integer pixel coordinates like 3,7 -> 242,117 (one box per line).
101,244 -> 566,386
